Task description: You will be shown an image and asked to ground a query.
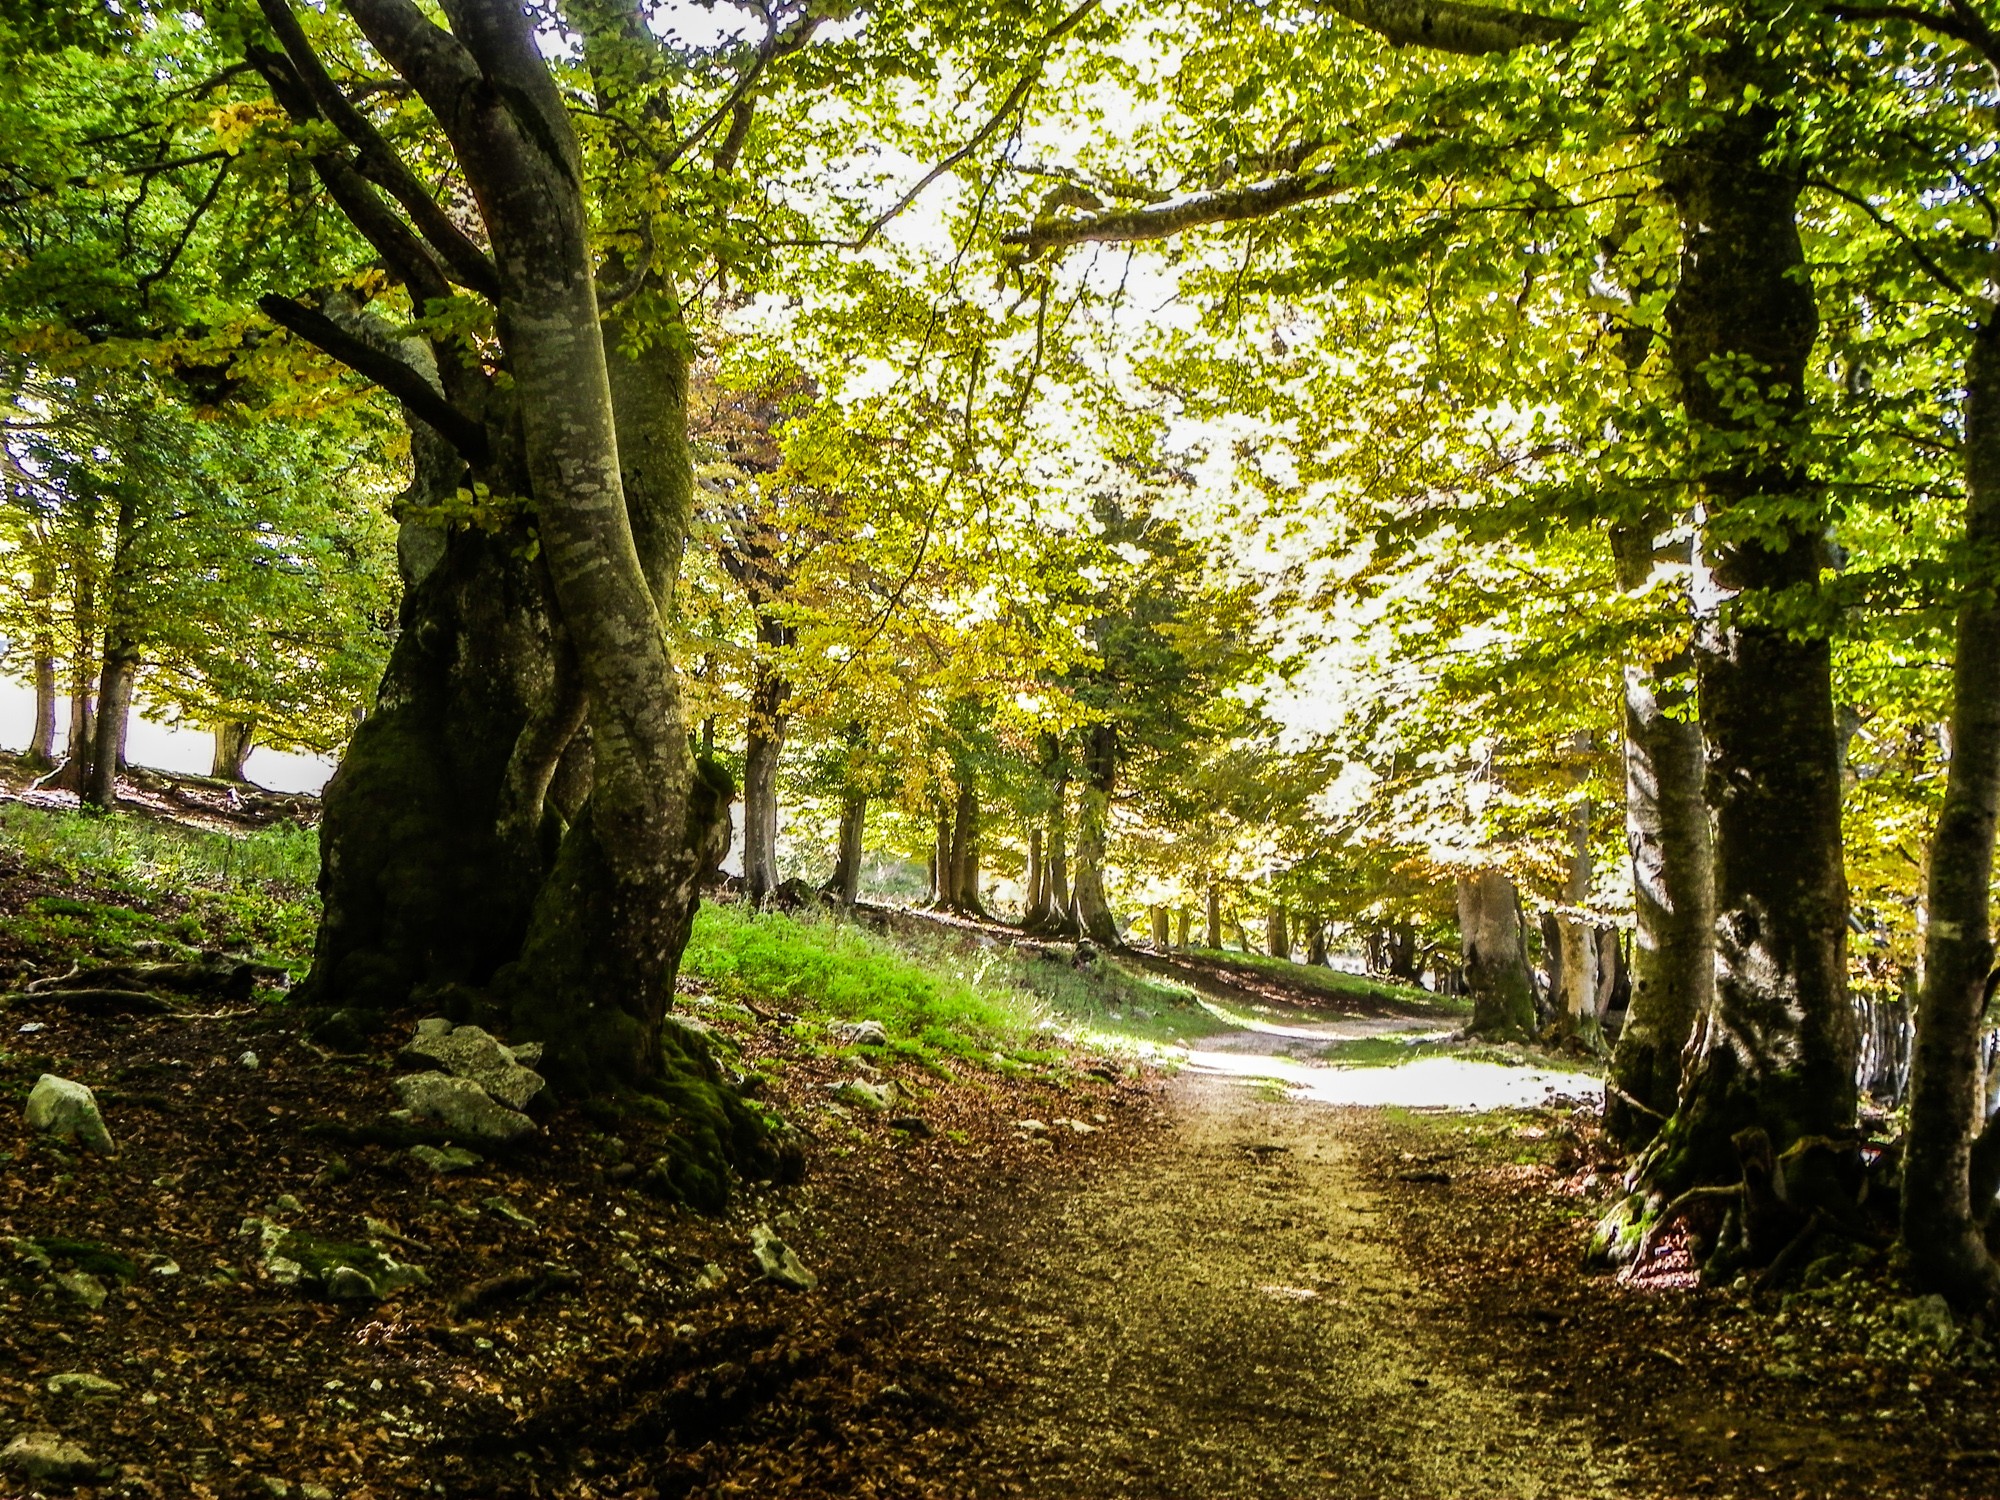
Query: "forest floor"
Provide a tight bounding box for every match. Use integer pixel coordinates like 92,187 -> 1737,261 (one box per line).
3,793 -> 1998,1499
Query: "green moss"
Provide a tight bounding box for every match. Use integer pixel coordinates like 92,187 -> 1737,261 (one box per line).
271,1229 -> 427,1294
28,1237 -> 139,1283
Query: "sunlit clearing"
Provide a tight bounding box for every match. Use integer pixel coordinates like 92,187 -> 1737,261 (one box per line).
1184,1050 -> 1601,1111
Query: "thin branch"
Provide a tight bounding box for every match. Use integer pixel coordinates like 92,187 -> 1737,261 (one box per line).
258,294 -> 488,461
857,0 -> 1101,249
136,163 -> 229,295
256,0 -> 500,299
1808,176 -> 1976,303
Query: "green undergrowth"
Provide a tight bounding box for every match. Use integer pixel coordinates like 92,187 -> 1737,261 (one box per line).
681,903 -> 1051,1068
0,803 -> 318,977
681,903 -> 1215,1068
1184,946 -> 1465,1014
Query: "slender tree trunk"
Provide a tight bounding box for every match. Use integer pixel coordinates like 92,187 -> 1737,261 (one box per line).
1606,525 -> 1715,1147
1023,827 -> 1044,924
1550,750 -> 1602,1046
1267,902 -> 1290,960
1646,91 -> 1857,1211
1459,869 -> 1536,1039
1071,725 -> 1121,946
211,721 -> 257,782
53,500 -> 99,794
740,657 -> 789,903
1205,884 -> 1222,949
1232,916 -> 1251,952
1176,906 -> 1191,950
82,493 -> 140,812
27,559 -> 58,765
1900,311 -> 2000,1311
1307,919 -> 1328,967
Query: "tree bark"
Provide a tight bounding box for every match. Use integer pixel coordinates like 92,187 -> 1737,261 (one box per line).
826,789 -> 866,905
1177,906 -> 1191,950
1307,919 -> 1329,967
27,559 -> 58,766
1023,827 -> 1044,924
1900,309 -> 2000,1311
1605,524 -> 1715,1147
1645,85 -> 1858,1207
82,492 -> 140,811
1150,905 -> 1171,950
1071,725 -> 1122,945
52,497 -> 99,795
740,653 -> 789,904
1458,868 -> 1536,1039
946,770 -> 984,915
1205,884 -> 1223,949
211,721 -> 257,782
1549,748 -> 1602,1046
1267,902 -> 1290,960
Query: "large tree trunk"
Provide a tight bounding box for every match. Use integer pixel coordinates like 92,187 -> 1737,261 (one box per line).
1458,868 -> 1535,1039
946,770 -> 984,915
1644,87 -> 1858,1211
1177,906 -> 1191,950
1267,902 -> 1290,960
1026,769 -> 1078,936
85,639 -> 137,810
740,655 -> 789,904
1205,884 -> 1222,949
1071,724 -> 1122,946
1605,524 -> 1715,1148
1899,310 -> 2000,1311
825,789 -> 866,905
1150,905 -> 1171,951
211,721 -> 257,782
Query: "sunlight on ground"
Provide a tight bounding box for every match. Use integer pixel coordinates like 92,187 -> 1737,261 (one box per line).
1182,1048 -> 1601,1111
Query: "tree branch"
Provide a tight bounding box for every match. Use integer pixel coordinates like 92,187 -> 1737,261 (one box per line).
1826,1 -> 2000,61
858,0 -> 1102,248
258,294 -> 488,461
1809,176 -> 1975,304
257,0 -> 500,299
1003,169 -> 1344,256
1313,0 -> 1582,55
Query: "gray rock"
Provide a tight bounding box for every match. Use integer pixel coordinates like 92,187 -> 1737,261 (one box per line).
2,1431 -> 98,1483
400,1022 -> 545,1110
749,1224 -> 817,1291
510,1041 -> 544,1067
830,1079 -> 898,1111
407,1144 -> 483,1175
46,1373 -> 121,1399
392,1072 -> 537,1143
324,1265 -> 377,1300
25,1075 -> 115,1155
833,1019 -> 889,1047
52,1271 -> 107,1310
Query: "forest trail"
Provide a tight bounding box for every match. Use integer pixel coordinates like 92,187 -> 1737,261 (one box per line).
895,990 -> 1628,1499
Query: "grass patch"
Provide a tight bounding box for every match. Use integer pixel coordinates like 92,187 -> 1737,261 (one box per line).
681,903 -> 1046,1065
0,804 -> 319,976
1012,953 -> 1213,1049
1182,947 -> 1465,1014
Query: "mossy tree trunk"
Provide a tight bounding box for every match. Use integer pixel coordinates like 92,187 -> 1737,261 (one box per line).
1643,80 -> 1858,1211
1606,523 -> 1715,1148
1458,868 -> 1535,1039
1900,310 -> 2000,1310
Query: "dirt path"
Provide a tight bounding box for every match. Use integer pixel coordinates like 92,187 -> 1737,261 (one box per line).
899,1061 -> 1626,1497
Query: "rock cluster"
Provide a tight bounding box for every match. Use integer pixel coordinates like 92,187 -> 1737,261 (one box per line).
240,1217 -> 429,1303
388,1019 -> 544,1143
